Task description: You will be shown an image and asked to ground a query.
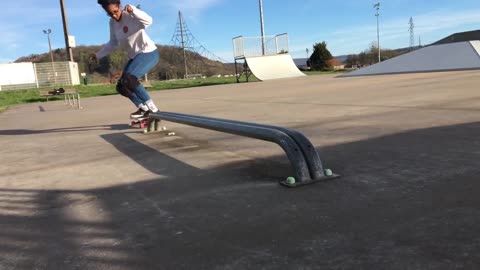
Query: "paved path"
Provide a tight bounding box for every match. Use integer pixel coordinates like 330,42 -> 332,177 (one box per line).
1,71 -> 480,269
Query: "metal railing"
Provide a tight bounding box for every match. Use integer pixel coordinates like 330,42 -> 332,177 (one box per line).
232,33 -> 290,59
147,111 -> 339,187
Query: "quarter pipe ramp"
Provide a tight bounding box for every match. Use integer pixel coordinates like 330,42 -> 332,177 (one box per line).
245,54 -> 306,81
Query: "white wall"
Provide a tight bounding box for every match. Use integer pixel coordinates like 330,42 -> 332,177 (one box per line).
69,62 -> 80,85
0,63 -> 36,85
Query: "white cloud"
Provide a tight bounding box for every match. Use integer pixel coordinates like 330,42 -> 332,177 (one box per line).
0,1 -> 98,60
167,0 -> 222,12
293,8 -> 480,56
208,50 -> 234,63
162,0 -> 223,23
413,9 -> 480,34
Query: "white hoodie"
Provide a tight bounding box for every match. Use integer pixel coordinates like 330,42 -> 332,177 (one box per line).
96,5 -> 157,60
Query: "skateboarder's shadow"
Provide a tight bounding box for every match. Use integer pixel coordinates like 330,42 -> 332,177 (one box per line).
0,124 -> 131,135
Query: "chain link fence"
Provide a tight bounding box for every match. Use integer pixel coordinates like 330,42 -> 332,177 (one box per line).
232,33 -> 289,59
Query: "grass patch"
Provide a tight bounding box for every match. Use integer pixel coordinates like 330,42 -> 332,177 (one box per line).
304,70 -> 348,76
0,72 -> 340,113
150,76 -> 240,90
0,76 -> 240,112
75,84 -> 117,98
0,89 -> 42,109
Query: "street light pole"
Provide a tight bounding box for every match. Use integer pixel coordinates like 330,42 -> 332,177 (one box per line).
43,29 -> 57,84
259,0 -> 266,56
60,0 -> 74,62
374,2 -> 381,63
43,29 -> 54,64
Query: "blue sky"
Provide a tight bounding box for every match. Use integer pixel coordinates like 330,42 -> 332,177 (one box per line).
1,0 -> 480,63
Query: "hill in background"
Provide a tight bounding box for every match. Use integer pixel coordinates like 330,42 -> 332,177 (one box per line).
15,45 -> 235,81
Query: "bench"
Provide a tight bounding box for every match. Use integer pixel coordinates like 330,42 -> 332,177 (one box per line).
40,88 -> 82,109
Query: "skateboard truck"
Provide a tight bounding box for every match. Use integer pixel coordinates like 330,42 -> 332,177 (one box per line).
144,118 -> 176,136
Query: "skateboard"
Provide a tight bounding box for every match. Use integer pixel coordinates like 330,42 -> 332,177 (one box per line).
130,117 -> 176,136
130,117 -> 149,129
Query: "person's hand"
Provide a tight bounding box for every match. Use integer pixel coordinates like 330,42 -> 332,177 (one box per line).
124,5 -> 133,13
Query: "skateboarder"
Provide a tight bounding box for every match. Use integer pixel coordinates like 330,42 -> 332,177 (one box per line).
92,0 -> 159,119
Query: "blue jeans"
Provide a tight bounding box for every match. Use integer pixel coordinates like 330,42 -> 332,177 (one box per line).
123,50 -> 159,107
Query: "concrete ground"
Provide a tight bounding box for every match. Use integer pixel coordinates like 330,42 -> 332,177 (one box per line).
1,71 -> 479,270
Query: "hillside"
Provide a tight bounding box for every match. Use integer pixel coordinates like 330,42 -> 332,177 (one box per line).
15,45 -> 235,80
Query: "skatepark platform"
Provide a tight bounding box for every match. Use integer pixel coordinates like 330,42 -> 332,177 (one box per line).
1,70 -> 480,269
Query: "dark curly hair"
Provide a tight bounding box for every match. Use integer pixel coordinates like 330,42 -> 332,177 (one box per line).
97,0 -> 121,10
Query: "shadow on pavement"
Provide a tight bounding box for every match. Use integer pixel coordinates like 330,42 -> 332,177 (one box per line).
1,122 -> 479,269
0,124 -> 131,135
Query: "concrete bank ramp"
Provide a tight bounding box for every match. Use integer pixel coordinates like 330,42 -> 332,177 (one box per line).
340,40 -> 480,77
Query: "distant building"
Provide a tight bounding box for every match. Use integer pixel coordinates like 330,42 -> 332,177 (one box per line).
293,57 -> 344,70
432,30 -> 480,45
0,62 -> 80,91
327,58 -> 345,70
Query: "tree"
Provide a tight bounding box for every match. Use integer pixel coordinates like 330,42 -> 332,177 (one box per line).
345,54 -> 359,68
309,42 -> 333,71
107,49 -> 128,72
353,41 -> 403,66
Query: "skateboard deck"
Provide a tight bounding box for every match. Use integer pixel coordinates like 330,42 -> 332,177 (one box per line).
130,117 -> 149,129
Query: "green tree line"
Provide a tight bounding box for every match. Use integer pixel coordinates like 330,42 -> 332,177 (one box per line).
307,41 -> 416,70
344,42 -> 416,68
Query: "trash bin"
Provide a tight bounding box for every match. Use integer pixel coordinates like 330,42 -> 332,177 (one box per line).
83,77 -> 89,85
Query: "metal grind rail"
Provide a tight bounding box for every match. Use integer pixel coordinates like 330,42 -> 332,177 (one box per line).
161,112 -> 324,179
147,112 -> 339,187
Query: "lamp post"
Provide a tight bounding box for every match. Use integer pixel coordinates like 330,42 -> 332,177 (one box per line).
259,0 -> 266,56
43,29 -> 54,63
43,29 -> 57,84
374,2 -> 381,63
60,0 -> 74,62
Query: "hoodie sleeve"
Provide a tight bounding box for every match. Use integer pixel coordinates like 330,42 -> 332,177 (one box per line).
129,5 -> 153,28
95,19 -> 119,59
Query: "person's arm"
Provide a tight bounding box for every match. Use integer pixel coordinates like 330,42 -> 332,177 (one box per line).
125,5 -> 153,28
95,19 -> 119,59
